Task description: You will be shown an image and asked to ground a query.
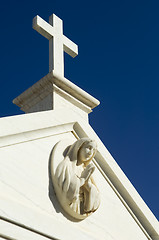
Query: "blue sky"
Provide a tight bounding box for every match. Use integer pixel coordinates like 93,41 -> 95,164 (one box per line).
0,0 -> 158,220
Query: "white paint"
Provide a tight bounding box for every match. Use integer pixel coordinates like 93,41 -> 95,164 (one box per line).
0,134 -> 149,240
13,71 -> 99,120
33,14 -> 78,76
0,109 -> 159,239
0,220 -> 50,240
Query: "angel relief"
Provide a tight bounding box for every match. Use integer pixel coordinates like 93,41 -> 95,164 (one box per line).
50,138 -> 100,219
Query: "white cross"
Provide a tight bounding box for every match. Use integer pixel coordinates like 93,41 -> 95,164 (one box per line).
33,14 -> 78,77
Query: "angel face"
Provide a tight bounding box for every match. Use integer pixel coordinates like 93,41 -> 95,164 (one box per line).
78,140 -> 97,164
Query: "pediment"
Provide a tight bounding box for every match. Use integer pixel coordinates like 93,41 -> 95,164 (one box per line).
0,109 -> 159,239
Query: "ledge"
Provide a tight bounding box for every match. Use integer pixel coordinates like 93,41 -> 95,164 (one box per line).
13,71 -> 100,111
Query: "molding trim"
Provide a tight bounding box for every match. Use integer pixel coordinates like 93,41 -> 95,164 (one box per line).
0,110 -> 159,239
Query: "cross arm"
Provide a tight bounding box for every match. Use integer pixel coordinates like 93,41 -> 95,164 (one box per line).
33,15 -> 55,40
63,35 -> 78,58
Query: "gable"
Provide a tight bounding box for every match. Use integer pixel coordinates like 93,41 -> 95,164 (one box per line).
0,109 -> 159,239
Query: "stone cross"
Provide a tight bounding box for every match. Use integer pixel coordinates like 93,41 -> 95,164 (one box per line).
33,14 -> 78,77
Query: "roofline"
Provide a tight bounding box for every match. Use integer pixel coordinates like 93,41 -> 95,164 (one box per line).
0,110 -> 159,239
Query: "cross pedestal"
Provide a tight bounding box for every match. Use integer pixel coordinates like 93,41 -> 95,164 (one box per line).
13,14 -> 99,121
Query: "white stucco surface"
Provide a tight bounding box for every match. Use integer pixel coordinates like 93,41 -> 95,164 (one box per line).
0,109 -> 158,240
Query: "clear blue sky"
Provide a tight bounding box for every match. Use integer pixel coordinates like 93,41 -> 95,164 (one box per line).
0,0 -> 158,220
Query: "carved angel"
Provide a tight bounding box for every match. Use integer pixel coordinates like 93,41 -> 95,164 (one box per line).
54,138 -> 100,215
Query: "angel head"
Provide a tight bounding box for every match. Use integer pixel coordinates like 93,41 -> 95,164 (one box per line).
65,138 -> 97,166
77,139 -> 97,166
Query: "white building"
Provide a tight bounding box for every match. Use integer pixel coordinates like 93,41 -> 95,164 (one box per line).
0,14 -> 159,240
